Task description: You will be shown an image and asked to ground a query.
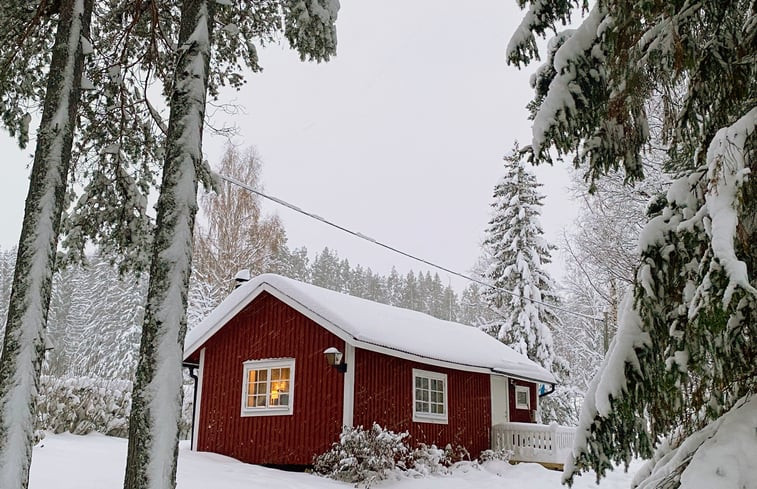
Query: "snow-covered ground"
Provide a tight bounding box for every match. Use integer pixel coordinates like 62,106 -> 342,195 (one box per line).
30,432 -> 640,489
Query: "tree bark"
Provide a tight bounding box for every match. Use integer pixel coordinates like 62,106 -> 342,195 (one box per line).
0,1 -> 93,487
123,1 -> 215,488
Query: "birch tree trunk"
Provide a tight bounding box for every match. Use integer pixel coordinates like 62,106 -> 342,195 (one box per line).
124,1 -> 215,488
0,1 -> 93,487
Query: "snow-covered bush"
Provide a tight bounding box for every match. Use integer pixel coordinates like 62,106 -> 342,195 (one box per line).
35,375 -> 132,437
409,443 -> 471,476
34,374 -> 195,439
313,424 -> 411,486
478,447 -> 513,463
314,424 -> 508,484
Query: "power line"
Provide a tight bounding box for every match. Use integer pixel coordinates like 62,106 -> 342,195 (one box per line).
216,172 -> 603,322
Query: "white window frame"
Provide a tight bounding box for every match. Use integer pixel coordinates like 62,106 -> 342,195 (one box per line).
412,368 -> 448,424
514,385 -> 530,410
241,358 -> 295,417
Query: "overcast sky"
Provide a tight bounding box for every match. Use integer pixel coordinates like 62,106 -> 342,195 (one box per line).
0,1 -> 578,289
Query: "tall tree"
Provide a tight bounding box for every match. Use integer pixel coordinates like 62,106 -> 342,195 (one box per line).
482,147 -> 561,372
508,0 -> 756,486
311,247 -> 341,289
45,256 -> 145,379
124,1 -> 339,488
0,248 -> 17,343
123,3 -> 217,487
192,145 -> 286,303
0,1 -> 94,487
557,165 -> 667,408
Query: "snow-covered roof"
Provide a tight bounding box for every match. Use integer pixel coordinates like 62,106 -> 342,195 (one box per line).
184,273 -> 556,384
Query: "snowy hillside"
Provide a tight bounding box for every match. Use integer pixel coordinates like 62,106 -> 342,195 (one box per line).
30,433 -> 640,489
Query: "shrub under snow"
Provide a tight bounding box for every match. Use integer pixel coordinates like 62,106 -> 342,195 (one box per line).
314,424 -> 510,486
36,375 -> 132,437
313,423 -> 411,486
34,374 -> 194,440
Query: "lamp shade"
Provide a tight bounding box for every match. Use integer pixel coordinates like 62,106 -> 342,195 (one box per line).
323,347 -> 343,367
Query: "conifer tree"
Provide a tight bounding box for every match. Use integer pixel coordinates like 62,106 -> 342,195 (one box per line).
124,1 -> 339,487
508,0 -> 756,486
482,146 -> 561,372
0,2 -> 94,487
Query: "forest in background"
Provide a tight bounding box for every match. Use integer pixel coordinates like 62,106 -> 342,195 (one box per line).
0,142 -> 659,435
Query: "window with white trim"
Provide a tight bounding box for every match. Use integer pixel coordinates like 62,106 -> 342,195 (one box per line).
241,358 -> 295,416
515,385 -> 530,410
412,368 -> 448,424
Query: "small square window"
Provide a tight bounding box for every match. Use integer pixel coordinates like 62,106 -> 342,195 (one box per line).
241,359 -> 295,417
515,385 -> 530,410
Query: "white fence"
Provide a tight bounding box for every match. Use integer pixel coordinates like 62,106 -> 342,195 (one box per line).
492,422 -> 575,466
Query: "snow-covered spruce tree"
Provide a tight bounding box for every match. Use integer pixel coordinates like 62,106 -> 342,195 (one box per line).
482,147 -> 571,423
45,255 -> 145,379
508,0 -> 756,486
482,147 -> 561,372
0,1 -> 94,487
124,1 -> 339,488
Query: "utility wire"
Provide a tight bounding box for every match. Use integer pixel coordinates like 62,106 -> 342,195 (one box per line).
217,172 -> 604,322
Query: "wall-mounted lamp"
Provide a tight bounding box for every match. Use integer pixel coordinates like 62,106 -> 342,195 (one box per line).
323,347 -> 347,373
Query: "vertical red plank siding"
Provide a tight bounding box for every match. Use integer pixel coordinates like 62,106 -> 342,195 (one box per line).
196,292 -> 344,465
353,348 -> 492,458
507,378 -> 538,423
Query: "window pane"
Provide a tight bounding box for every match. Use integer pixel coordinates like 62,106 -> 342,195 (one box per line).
516,388 -> 529,408
279,393 -> 289,406
415,376 -> 422,388
421,377 -> 429,389
281,368 -> 290,380
248,370 -> 256,383
254,394 -> 266,407
257,369 -> 268,382
271,368 -> 280,381
420,390 -> 429,402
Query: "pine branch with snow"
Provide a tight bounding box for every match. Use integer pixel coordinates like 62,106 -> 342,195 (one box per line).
507,1 -> 757,485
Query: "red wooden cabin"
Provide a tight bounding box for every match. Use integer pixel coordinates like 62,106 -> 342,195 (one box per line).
183,274 -> 556,467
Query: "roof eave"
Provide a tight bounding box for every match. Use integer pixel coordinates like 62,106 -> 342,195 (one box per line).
490,367 -> 556,385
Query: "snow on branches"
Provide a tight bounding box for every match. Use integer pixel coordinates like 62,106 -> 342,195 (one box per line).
509,0 -> 756,486
564,109 -> 757,484
482,147 -> 560,373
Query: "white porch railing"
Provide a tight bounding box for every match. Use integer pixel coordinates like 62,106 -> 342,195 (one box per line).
492,422 -> 575,466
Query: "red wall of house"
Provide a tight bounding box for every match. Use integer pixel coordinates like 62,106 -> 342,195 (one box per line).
508,378 -> 538,423
196,292 -> 345,466
353,348 -> 492,458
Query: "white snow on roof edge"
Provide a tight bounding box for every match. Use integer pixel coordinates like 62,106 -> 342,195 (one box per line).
184,273 -> 556,384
